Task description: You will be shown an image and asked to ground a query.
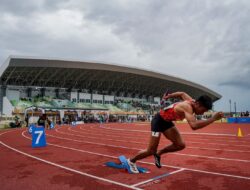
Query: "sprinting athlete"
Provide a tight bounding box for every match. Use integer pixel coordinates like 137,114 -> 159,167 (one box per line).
127,91 -> 223,173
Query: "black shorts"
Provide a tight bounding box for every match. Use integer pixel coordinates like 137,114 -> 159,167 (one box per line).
151,113 -> 174,133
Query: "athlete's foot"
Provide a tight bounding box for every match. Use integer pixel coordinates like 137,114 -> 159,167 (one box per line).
127,159 -> 139,173
154,153 -> 162,168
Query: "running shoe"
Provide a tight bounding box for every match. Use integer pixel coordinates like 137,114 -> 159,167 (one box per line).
154,153 -> 162,168
127,159 -> 139,173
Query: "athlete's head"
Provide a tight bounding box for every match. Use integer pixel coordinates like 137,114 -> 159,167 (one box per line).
193,95 -> 212,114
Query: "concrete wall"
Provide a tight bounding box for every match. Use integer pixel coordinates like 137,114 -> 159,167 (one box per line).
6,89 -> 20,101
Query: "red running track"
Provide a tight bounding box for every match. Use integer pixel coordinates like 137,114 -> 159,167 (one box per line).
0,122 -> 250,190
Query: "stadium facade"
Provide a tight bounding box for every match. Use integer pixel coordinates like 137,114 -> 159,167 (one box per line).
0,55 -> 221,117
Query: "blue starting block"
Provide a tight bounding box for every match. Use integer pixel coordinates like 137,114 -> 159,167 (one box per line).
32,126 -> 47,148
105,155 -> 149,174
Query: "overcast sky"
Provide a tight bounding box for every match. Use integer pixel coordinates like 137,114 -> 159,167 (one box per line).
0,0 -> 250,112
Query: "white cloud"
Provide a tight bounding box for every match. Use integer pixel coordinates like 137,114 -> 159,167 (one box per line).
0,0 -> 250,111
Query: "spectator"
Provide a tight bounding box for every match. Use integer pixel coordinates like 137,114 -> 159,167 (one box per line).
37,114 -> 47,128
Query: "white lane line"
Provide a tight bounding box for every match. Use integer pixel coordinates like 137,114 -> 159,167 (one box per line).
71,127 -> 250,153
51,132 -> 250,163
72,127 -> 249,151
189,141 -> 250,148
181,132 -> 236,137
87,125 -> 250,144
85,125 -> 250,145
187,146 -> 250,153
90,125 -> 241,141
77,128 -> 250,152
182,137 -> 250,144
173,153 -> 250,163
22,131 -> 250,181
56,127 -> 250,154
1,135 -> 142,190
131,168 -> 185,187
53,129 -> 139,150
22,131 -> 117,159
70,127 -> 138,140
84,125 -> 250,145
67,127 -> 143,144
92,125 -> 236,137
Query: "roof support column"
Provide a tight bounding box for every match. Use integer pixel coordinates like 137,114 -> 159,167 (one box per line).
0,85 -> 7,114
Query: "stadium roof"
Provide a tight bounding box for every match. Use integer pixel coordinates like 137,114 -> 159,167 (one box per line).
0,55 -> 221,101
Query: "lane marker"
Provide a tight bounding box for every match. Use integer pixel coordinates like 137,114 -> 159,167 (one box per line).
80,126 -> 250,145
131,168 -> 185,187
86,125 -> 250,144
1,135 -> 142,190
81,124 -> 246,143
187,146 -> 250,153
50,132 -> 139,150
22,131 -> 250,181
68,127 -> 143,144
189,141 -> 250,148
93,125 -> 236,137
173,153 -> 250,163
57,127 -> 250,154
70,126 -> 250,148
49,131 -> 250,163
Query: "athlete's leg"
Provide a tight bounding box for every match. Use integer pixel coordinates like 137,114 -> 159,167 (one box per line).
153,126 -> 185,168
157,126 -> 186,155
130,132 -> 161,163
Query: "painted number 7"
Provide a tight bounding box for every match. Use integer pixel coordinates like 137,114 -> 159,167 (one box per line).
34,130 -> 43,144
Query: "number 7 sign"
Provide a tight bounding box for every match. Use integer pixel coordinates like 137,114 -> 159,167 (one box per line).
32,127 -> 47,148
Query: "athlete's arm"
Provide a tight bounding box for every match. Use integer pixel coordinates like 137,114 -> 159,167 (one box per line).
185,112 -> 216,130
178,104 -> 223,130
163,92 -> 193,101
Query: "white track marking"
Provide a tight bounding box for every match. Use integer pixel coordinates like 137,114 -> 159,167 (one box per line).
88,125 -> 250,144
131,168 -> 185,187
57,127 -> 250,153
173,153 -> 250,163
21,131 -> 250,180
49,132 -> 139,150
0,134 -> 142,190
50,129 -> 250,163
54,133 -> 250,162
181,132 -> 236,137
94,125 -> 236,137
67,127 -> 143,144
187,146 -> 250,153
76,129 -> 250,153
189,141 -> 250,148
86,125 -> 250,144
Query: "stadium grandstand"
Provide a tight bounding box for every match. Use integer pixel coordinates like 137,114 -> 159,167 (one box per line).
0,55 -> 221,126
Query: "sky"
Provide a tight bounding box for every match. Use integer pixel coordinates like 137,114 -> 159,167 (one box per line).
0,0 -> 249,112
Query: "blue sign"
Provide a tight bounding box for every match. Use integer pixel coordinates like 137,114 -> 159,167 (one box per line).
28,124 -> 36,134
32,126 -> 47,148
227,117 -> 250,123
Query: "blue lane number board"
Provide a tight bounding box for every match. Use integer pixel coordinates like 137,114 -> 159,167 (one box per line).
32,126 -> 47,148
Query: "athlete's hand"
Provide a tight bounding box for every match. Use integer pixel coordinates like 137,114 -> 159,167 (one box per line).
212,112 -> 224,121
162,91 -> 171,100
163,94 -> 170,100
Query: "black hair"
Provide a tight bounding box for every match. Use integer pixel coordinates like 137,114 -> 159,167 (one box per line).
196,95 -> 213,110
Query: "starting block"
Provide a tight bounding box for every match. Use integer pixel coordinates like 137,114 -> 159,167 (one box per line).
105,155 -> 149,174
32,126 -> 47,148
